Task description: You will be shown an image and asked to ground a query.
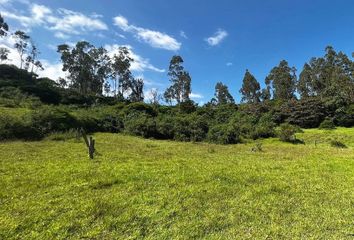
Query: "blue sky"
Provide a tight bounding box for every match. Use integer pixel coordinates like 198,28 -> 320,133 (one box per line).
1,0 -> 354,103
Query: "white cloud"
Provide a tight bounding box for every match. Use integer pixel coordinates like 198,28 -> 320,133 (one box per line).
1,3 -> 108,38
205,29 -> 228,46
31,4 -> 52,24
49,8 -> 108,35
54,32 -> 70,39
0,0 -> 11,5
38,60 -> 65,80
226,62 -> 233,66
105,44 -> 165,73
180,31 -> 188,39
190,93 -> 204,99
113,15 -> 181,51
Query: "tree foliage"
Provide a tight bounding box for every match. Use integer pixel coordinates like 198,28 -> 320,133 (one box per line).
57,41 -> 111,95
240,70 -> 261,103
164,55 -> 191,104
214,82 -> 234,105
0,14 -> 9,37
265,60 -> 297,101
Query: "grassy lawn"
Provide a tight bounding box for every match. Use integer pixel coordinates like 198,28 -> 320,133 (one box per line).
0,128 -> 353,239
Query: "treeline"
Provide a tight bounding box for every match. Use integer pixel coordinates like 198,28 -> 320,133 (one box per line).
0,14 -> 353,143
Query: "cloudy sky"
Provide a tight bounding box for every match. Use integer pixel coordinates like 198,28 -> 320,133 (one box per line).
1,0 -> 354,103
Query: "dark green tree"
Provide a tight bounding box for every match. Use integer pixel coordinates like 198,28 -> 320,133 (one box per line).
25,41 -> 43,73
214,82 -> 234,104
0,14 -> 9,37
300,46 -> 354,103
129,78 -> 144,102
111,46 -> 133,98
240,69 -> 261,103
0,47 -> 9,62
13,31 -> 30,69
298,63 -> 314,98
265,60 -> 297,101
57,41 -> 110,95
164,55 -> 191,104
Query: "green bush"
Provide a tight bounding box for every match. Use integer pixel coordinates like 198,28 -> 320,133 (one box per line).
334,105 -> 354,127
0,87 -> 41,108
31,106 -> 78,137
0,114 -> 40,140
189,115 -> 208,142
173,117 -> 192,141
207,124 -> 241,144
251,113 -> 276,139
155,115 -> 175,139
123,102 -> 157,117
278,123 -> 301,142
319,118 -> 336,130
124,112 -> 156,138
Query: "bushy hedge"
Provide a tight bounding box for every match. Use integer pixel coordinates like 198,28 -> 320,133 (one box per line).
207,124 -> 241,144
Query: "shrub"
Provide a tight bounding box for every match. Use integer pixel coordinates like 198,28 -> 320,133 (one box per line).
173,117 -> 192,141
278,123 -> 301,142
155,115 -> 175,139
251,113 -> 276,139
330,140 -> 347,148
0,114 -> 40,140
319,118 -> 336,130
177,100 -> 197,114
0,87 -> 41,108
207,124 -> 241,144
334,104 -> 354,127
124,112 -> 156,138
31,106 -> 78,137
123,102 -> 157,117
273,98 -> 328,128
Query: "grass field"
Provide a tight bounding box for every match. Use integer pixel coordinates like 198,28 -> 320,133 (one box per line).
0,128 -> 353,239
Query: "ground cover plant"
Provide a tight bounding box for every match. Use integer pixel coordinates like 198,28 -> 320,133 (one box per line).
0,128 -> 353,239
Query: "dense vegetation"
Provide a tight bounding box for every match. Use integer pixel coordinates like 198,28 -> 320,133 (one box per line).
0,14 -> 353,143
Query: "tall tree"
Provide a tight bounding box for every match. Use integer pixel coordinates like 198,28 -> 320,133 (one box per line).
214,82 -> 234,104
298,46 -> 354,103
298,63 -> 314,98
111,46 -> 133,98
265,60 -> 297,101
13,31 -> 30,69
164,55 -> 191,104
57,41 -> 110,95
148,88 -> 162,105
129,78 -> 144,102
0,14 -> 9,37
25,41 -> 43,73
240,70 -> 261,103
0,47 -> 10,62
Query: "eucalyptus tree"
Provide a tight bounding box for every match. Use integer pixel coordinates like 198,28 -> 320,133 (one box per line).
265,60 -> 297,101
164,55 -> 191,104
25,41 -> 43,73
214,82 -> 234,104
0,14 -> 9,37
111,46 -> 133,98
129,78 -> 144,102
13,31 -> 30,69
239,70 -> 261,103
57,41 -> 111,95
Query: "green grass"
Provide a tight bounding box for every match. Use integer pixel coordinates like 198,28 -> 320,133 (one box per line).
0,128 -> 354,239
